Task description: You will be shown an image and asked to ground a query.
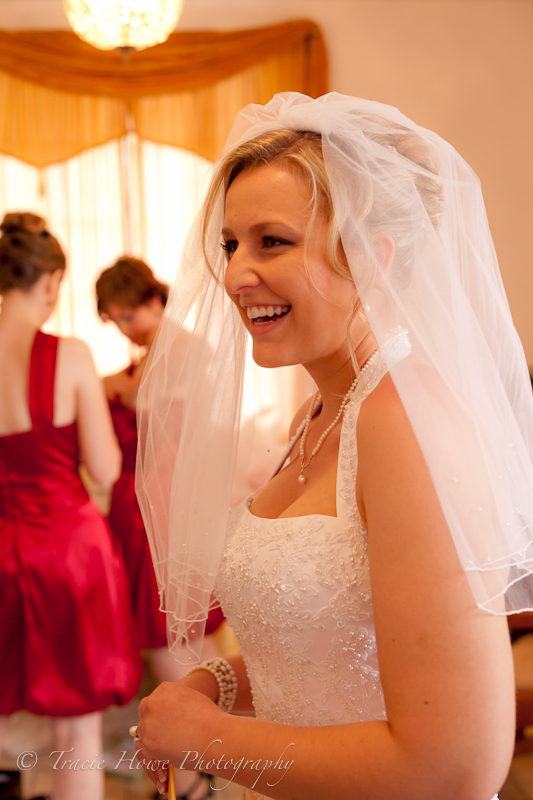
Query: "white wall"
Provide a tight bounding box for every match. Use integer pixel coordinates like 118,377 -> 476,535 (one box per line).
2,0 -> 532,362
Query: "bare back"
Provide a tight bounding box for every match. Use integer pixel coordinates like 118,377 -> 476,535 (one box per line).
0,328 -> 79,435
0,325 -> 120,487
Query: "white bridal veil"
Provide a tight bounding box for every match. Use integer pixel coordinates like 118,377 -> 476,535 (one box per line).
136,92 -> 533,662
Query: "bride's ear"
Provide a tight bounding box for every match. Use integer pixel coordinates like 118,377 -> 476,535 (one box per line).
372,231 -> 395,275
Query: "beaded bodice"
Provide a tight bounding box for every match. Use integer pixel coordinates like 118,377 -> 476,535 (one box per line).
215,370 -> 389,729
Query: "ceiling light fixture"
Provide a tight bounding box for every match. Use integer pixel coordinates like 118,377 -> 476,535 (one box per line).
64,0 -> 183,52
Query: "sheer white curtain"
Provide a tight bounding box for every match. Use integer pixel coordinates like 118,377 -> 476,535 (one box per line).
0,136 -> 211,375
0,138 -> 313,436
1,139 -> 129,373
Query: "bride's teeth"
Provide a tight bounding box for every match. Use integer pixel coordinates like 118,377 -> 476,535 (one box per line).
247,304 -> 290,321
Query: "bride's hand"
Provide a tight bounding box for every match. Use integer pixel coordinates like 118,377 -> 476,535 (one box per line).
133,676 -> 222,792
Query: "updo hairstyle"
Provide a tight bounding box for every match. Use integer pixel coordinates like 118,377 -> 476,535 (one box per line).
202,118 -> 443,285
0,212 -> 66,292
96,256 -> 168,319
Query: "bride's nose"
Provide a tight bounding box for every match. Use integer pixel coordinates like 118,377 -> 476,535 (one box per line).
224,248 -> 262,295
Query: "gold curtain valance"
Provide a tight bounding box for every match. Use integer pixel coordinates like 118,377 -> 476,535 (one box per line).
0,20 -> 328,167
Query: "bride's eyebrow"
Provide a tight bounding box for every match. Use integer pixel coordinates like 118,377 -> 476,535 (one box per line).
221,222 -> 299,238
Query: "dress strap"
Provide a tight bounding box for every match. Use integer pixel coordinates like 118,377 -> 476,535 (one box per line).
336,328 -> 413,519
29,331 -> 58,428
335,366 -> 389,520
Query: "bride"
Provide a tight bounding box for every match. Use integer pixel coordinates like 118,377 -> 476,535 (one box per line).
132,93 -> 533,800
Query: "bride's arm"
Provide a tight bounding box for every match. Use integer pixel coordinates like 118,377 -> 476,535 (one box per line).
137,378 -> 514,800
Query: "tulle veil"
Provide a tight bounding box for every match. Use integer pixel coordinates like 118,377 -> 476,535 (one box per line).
136,92 -> 533,662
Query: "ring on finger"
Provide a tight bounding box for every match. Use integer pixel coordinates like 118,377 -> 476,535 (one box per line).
129,725 -> 141,742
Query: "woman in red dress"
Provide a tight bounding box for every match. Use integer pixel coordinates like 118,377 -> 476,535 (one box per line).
0,213 -> 142,800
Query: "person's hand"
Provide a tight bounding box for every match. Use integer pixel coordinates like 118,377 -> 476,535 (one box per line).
131,728 -> 168,796
133,676 -> 223,793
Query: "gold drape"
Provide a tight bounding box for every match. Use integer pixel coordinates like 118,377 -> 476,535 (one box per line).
0,21 -> 328,167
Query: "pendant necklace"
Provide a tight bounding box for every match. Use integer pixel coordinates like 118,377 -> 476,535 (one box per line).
298,351 -> 379,485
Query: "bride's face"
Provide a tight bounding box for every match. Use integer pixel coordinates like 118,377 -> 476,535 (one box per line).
222,164 -> 357,370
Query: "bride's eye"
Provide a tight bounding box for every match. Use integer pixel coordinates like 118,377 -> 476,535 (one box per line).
221,239 -> 237,259
262,236 -> 290,249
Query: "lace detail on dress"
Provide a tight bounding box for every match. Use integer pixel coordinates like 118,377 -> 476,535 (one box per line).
216,390 -> 388,728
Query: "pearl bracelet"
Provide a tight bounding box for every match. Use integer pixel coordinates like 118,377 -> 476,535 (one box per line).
185,657 -> 238,713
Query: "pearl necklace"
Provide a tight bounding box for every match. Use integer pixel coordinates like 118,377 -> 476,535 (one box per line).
298,351 -> 379,485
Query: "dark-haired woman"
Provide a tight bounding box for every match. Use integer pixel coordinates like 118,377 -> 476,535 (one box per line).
0,214 -> 142,800
96,257 -> 222,800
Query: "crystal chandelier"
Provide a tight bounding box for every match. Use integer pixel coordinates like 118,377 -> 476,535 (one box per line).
64,0 -> 184,51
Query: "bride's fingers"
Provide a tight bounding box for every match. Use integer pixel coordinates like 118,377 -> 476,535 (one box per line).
133,738 -> 168,794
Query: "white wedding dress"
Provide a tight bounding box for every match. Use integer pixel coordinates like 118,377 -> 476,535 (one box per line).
216,360 -> 499,800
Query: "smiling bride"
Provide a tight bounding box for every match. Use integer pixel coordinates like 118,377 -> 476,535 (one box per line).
133,92 -> 533,800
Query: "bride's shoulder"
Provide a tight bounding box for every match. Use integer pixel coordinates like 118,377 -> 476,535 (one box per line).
355,364 -> 448,528
357,362 -> 450,460
360,360 -> 449,420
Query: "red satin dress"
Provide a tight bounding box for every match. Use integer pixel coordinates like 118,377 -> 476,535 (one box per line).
108,375 -> 225,650
108,394 -> 168,649
0,332 -> 143,717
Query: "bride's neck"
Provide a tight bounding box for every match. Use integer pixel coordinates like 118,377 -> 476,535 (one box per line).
305,329 -> 378,425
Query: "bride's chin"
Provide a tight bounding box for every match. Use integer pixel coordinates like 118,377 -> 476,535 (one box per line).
251,345 -> 298,370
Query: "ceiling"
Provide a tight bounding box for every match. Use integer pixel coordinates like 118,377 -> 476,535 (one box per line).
0,0 -> 458,32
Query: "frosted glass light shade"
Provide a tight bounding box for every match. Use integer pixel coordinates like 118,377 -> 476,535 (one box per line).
64,0 -> 183,51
